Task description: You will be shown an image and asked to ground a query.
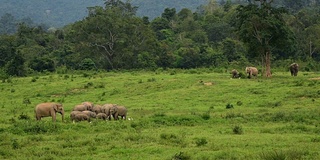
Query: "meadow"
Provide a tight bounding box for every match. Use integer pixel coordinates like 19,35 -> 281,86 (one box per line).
1,68 -> 320,160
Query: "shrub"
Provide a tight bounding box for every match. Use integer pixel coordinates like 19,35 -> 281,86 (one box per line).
172,152 -> 191,160
201,112 -> 210,120
233,125 -> 243,135
79,58 -> 96,70
11,139 -> 20,149
18,113 -> 30,120
226,103 -> 233,109
259,149 -> 307,160
195,137 -> 208,147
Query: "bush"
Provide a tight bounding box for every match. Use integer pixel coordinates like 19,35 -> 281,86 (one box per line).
195,137 -> 208,146
201,112 -> 210,120
79,58 -> 96,70
226,103 -> 234,109
29,57 -> 55,72
233,125 -> 243,135
172,152 -> 191,160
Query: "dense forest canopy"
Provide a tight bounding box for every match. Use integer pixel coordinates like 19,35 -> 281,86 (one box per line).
1,0 -> 320,78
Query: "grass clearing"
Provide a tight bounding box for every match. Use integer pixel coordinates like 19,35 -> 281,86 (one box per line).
1,69 -> 320,159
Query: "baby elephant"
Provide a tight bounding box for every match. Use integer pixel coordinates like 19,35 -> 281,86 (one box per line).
231,69 -> 240,78
289,63 -> 299,76
74,113 -> 90,122
82,111 -> 97,118
96,113 -> 108,120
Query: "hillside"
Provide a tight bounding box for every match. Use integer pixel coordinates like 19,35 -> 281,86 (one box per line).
0,0 -> 208,28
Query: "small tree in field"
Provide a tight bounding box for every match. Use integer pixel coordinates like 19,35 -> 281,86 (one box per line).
235,0 -> 296,77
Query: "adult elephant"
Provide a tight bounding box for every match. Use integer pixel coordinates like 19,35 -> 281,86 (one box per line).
35,102 -> 64,122
245,67 -> 258,79
110,105 -> 127,120
289,63 -> 299,76
82,101 -> 94,111
73,102 -> 94,112
101,103 -> 115,120
92,104 -> 102,114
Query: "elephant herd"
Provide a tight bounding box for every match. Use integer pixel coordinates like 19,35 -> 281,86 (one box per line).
34,101 -> 127,122
231,63 -> 299,79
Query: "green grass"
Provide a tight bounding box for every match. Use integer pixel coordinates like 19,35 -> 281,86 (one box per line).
1,69 -> 320,159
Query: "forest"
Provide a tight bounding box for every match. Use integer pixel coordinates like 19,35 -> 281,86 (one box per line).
0,0 -> 320,78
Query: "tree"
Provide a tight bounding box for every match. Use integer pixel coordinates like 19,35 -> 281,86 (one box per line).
68,2 -> 158,70
235,0 -> 296,77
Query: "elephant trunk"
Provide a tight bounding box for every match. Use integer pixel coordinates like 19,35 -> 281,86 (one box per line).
60,109 -> 65,122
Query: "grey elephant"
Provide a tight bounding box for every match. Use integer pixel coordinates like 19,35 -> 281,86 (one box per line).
245,67 -> 258,78
92,104 -> 102,114
35,102 -> 64,122
70,111 -> 82,121
289,63 -> 299,76
74,113 -> 90,122
96,113 -> 108,120
82,101 -> 94,111
101,103 -> 115,120
110,105 -> 127,120
72,102 -> 94,111
82,110 -> 97,118
231,69 -> 240,78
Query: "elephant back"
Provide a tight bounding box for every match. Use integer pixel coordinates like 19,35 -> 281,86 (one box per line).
82,101 -> 94,111
92,104 -> 102,114
82,111 -> 97,118
72,104 -> 87,111
70,111 -> 82,120
96,113 -> 107,120
74,113 -> 90,122
101,104 -> 114,114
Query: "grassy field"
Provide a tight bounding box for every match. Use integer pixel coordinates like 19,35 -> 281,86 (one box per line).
1,68 -> 320,159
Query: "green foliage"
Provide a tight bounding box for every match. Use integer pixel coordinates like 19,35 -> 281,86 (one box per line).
233,125 -> 243,135
226,103 -> 234,109
172,151 -> 191,160
194,137 -> 208,146
0,71 -> 320,159
259,149 -> 308,160
78,58 -> 96,70
29,57 -> 56,72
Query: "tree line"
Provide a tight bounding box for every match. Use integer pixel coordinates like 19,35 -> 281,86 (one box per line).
1,0 -> 320,78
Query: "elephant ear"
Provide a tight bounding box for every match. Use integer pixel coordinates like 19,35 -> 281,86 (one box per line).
53,104 -> 58,111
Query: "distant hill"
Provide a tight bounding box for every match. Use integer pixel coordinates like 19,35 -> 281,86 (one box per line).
0,0 -> 208,28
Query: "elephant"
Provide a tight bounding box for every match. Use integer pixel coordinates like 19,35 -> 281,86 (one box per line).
92,104 -> 102,114
82,101 -> 94,111
82,110 -> 97,118
35,102 -> 64,122
289,63 -> 299,76
96,113 -> 108,120
101,103 -> 115,120
245,67 -> 258,78
110,105 -> 127,120
70,111 -> 82,121
231,69 -> 240,78
72,104 -> 89,112
74,113 -> 90,122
